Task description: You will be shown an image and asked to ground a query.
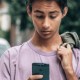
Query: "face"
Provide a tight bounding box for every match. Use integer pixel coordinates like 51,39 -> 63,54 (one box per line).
28,0 -> 67,39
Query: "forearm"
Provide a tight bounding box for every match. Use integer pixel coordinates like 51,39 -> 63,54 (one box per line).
64,67 -> 78,80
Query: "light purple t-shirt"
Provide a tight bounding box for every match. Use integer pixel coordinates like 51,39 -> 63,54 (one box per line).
0,40 -> 80,80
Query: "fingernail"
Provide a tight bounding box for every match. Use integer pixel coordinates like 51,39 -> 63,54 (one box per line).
39,75 -> 43,78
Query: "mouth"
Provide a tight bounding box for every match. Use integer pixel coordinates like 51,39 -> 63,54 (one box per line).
41,30 -> 51,32
41,31 -> 51,34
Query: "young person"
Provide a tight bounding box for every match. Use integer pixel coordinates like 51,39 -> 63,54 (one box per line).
0,0 -> 80,80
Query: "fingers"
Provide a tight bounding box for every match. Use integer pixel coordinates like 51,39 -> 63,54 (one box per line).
66,44 -> 71,49
57,43 -> 72,58
59,43 -> 71,49
57,43 -> 71,61
28,75 -> 43,80
58,43 -> 71,53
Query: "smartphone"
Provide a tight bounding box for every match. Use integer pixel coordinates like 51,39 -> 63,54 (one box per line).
32,63 -> 49,80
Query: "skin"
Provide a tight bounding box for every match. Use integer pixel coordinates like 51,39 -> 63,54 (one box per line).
27,0 -> 78,80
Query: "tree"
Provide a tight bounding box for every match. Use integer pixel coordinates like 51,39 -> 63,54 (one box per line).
60,0 -> 80,36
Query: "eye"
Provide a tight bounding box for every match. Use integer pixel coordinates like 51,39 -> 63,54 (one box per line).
49,15 -> 57,19
36,15 -> 44,19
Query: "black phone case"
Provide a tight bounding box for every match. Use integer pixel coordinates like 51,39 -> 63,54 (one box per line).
32,63 -> 49,80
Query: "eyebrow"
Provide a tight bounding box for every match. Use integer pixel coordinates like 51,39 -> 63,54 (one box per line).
34,10 -> 44,14
34,10 -> 60,14
49,11 -> 60,14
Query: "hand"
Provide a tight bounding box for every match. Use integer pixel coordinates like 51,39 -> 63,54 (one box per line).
28,75 -> 43,80
57,43 -> 73,70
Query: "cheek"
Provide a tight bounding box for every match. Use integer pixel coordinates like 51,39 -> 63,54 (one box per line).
53,17 -> 62,27
32,18 -> 38,27
51,18 -> 62,32
32,18 -> 41,31
55,15 -> 62,22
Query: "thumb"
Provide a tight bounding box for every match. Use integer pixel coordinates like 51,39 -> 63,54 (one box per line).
66,44 -> 71,50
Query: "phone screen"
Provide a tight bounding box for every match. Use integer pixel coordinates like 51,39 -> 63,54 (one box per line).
32,63 -> 49,80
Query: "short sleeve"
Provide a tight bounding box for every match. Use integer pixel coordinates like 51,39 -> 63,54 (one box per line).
0,50 -> 11,80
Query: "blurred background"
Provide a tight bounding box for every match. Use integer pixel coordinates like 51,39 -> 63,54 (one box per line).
0,0 -> 80,47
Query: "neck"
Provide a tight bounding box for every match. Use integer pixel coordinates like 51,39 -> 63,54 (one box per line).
31,32 -> 62,52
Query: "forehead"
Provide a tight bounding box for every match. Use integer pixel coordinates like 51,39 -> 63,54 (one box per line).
32,0 -> 61,13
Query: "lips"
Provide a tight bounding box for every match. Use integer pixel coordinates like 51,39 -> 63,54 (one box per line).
41,30 -> 51,32
41,31 -> 51,34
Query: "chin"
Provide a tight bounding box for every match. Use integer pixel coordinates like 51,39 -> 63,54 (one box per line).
40,35 -> 53,40
37,32 -> 55,40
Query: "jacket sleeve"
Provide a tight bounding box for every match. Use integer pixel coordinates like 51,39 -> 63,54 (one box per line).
0,50 -> 11,80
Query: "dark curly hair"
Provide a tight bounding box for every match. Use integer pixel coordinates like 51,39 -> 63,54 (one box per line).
26,0 -> 67,13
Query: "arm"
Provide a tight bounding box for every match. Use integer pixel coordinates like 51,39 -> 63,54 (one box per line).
0,51 -> 10,80
57,43 -> 78,80
63,66 -> 78,80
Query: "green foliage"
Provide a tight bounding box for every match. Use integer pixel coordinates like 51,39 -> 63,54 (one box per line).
6,0 -> 33,30
60,0 -> 80,36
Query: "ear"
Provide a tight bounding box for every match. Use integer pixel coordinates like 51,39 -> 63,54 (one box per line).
62,7 -> 68,18
26,6 -> 32,18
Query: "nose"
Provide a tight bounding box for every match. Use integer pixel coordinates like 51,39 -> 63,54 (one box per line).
42,17 -> 50,29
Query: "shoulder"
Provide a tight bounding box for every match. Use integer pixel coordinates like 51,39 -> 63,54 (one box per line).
72,48 -> 80,58
72,48 -> 80,77
0,41 -> 30,61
